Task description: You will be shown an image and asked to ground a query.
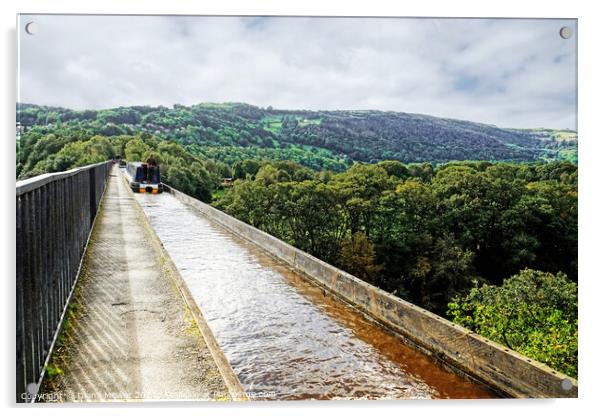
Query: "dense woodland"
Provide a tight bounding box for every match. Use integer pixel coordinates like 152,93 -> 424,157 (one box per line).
17,102 -> 577,177
16,103 -> 578,377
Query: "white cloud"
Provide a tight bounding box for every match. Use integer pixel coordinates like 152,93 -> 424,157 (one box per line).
18,15 -> 577,129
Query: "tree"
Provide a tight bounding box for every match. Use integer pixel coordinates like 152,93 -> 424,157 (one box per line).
339,232 -> 382,285
274,180 -> 345,261
331,163 -> 393,236
371,179 -> 437,294
232,159 -> 261,180
255,164 -> 280,185
432,165 -> 523,284
124,138 -> 150,161
447,269 -> 578,377
376,160 -> 410,179
215,179 -> 275,229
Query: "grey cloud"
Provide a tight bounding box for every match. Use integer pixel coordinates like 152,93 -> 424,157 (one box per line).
18,15 -> 576,129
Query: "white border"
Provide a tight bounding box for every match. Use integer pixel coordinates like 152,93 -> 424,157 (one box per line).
2,1 -> 600,416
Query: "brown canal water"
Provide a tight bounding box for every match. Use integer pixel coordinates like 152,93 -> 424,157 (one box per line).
135,193 -> 498,400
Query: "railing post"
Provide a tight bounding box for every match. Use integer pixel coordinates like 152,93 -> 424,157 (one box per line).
89,168 -> 96,225
23,191 -> 35,393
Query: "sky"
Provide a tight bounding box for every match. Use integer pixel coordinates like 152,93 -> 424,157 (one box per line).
18,15 -> 577,129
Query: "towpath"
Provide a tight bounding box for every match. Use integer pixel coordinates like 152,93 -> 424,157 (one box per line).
40,167 -> 229,402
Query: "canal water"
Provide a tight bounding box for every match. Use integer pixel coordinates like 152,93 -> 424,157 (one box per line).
136,192 -> 497,400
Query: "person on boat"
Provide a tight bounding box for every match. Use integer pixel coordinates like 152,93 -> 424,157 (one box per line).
145,154 -> 158,182
146,154 -> 157,167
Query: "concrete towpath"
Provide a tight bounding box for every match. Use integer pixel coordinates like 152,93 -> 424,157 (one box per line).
39,166 -> 230,402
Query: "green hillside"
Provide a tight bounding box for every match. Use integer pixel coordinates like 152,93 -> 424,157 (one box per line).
17,103 -> 577,174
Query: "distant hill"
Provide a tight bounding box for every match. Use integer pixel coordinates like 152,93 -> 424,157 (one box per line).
17,102 -> 578,168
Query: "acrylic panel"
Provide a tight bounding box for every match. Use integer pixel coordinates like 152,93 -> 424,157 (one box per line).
16,15 -> 578,403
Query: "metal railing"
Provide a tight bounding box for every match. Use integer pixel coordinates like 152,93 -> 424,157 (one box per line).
16,161 -> 111,402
